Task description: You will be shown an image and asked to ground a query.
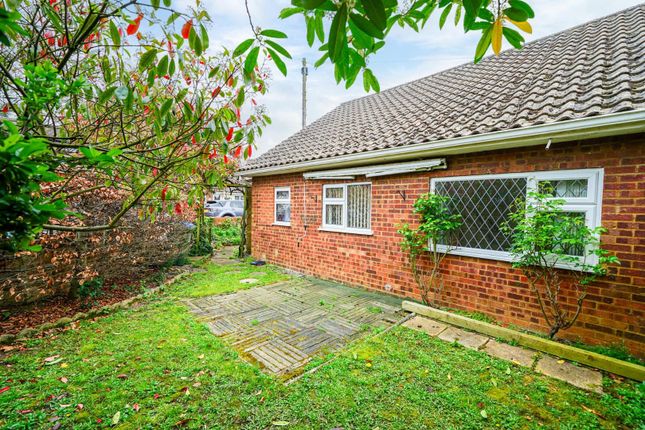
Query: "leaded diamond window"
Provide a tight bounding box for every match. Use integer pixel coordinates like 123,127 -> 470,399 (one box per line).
430,169 -> 604,263
435,178 -> 527,251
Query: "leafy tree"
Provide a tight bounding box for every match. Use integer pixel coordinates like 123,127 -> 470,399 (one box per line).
399,193 -> 462,305
280,0 -> 535,91
505,189 -> 620,338
1,0 -> 537,251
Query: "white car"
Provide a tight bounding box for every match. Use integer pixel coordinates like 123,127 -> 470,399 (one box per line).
205,200 -> 244,218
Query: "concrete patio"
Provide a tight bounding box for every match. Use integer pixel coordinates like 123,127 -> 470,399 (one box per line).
185,277 -> 406,376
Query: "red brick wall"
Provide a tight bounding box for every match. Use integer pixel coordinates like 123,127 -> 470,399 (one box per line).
250,134 -> 645,356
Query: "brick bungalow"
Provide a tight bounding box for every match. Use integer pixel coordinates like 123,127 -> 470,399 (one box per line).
241,7 -> 645,355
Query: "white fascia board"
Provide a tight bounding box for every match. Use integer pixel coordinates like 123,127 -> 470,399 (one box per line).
302,158 -> 446,180
241,109 -> 645,177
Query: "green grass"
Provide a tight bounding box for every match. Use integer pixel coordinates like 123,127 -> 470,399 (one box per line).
169,261 -> 289,298
1,262 -> 643,429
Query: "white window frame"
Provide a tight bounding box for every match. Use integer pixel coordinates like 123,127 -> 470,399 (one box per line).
430,168 -> 604,266
274,186 -> 291,226
320,182 -> 372,235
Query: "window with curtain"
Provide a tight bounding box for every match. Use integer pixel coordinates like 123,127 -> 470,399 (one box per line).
322,183 -> 371,233
274,187 -> 291,225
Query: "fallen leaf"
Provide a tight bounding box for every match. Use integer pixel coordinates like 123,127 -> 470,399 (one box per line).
112,411 -> 121,425
133,403 -> 140,412
59,377 -> 68,384
44,355 -> 60,362
0,386 -> 9,394
582,405 -> 606,420
19,410 -> 32,414
76,404 -> 84,410
477,402 -> 484,409
117,374 -> 127,379
60,363 -> 69,369
272,421 -> 290,426
174,418 -> 190,427
557,359 -> 565,364
153,393 -> 160,399
198,354 -> 205,359
505,367 -> 511,375
480,409 -> 488,419
365,362 -> 372,368
192,382 -> 201,388
447,374 -> 452,380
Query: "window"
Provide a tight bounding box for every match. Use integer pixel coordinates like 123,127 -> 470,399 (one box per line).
431,169 -> 603,262
274,187 -> 291,226
322,183 -> 372,234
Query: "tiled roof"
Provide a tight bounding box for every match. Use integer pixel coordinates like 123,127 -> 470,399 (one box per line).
243,5 -> 645,171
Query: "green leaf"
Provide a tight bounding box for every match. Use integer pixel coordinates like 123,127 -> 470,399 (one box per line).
168,58 -> 176,77
114,86 -> 129,101
139,49 -> 158,71
260,29 -> 288,39
474,24 -> 493,62
504,7 -> 528,22
157,55 -> 169,76
233,38 -> 254,57
462,0 -> 483,30
350,13 -> 384,38
502,27 -> 524,49
98,86 -> 117,104
362,0 -> 387,30
314,13 -> 325,42
109,20 -> 121,45
160,99 -> 173,117
244,46 -> 260,75
509,0 -> 535,18
265,39 -> 292,59
439,3 -> 452,29
151,0 -> 160,8
306,16 -> 315,46
314,52 -> 329,67
266,47 -> 287,76
328,3 -> 348,60
300,0 -> 326,9
279,7 -> 302,19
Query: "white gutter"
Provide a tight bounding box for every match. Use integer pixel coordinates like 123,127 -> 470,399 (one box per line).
241,109 -> 645,177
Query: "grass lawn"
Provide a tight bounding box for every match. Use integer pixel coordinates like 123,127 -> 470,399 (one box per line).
1,261 -> 643,429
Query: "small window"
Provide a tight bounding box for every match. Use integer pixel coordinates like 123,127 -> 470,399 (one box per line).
322,183 -> 371,234
274,187 -> 291,226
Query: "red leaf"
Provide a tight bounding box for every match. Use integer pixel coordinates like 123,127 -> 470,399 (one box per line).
153,393 -> 160,399
126,15 -> 142,35
0,386 -> 9,394
117,374 -> 127,380
236,108 -> 241,120
227,76 -> 234,87
174,203 -> 182,214
191,135 -> 197,145
247,145 -> 253,158
161,186 -> 167,201
223,155 -> 229,164
1,105 -> 8,113
234,146 -> 242,158
143,106 -> 150,115
152,167 -> 158,176
208,148 -> 217,159
211,86 -> 221,98
181,20 -> 192,39
251,98 -> 257,106
133,403 -> 140,412
226,127 -> 234,142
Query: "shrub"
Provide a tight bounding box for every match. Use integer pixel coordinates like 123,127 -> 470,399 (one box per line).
505,189 -> 620,338
212,219 -> 242,248
398,193 -> 462,306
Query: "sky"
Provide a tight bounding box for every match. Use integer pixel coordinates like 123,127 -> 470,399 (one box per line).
190,0 -> 643,157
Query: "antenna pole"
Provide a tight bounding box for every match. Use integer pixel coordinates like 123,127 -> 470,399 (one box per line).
301,58 -> 308,129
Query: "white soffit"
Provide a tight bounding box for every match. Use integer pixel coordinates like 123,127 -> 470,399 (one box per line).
303,158 -> 447,180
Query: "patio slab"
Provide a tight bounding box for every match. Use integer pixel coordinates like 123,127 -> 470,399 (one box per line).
186,277 -> 405,376
438,326 -> 489,350
535,356 -> 603,393
483,339 -> 537,368
403,315 -> 448,336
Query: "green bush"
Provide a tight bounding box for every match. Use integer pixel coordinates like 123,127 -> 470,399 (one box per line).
73,277 -> 104,303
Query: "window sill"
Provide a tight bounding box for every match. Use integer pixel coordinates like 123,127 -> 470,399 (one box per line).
272,222 -> 291,227
318,227 -> 373,236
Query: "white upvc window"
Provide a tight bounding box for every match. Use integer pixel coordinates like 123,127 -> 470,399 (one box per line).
274,187 -> 291,226
321,183 -> 372,234
430,168 -> 604,263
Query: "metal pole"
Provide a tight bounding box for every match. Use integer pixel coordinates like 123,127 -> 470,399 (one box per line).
301,58 -> 308,129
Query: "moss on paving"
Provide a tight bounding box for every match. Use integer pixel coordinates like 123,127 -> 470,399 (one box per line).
1,262 -> 643,429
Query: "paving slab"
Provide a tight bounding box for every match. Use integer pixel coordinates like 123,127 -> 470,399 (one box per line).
187,277 -> 405,376
438,326 -> 489,350
403,315 -> 448,336
535,356 -> 603,393
483,339 -> 537,368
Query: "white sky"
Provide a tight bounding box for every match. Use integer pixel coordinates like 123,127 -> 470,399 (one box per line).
191,0 -> 643,156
